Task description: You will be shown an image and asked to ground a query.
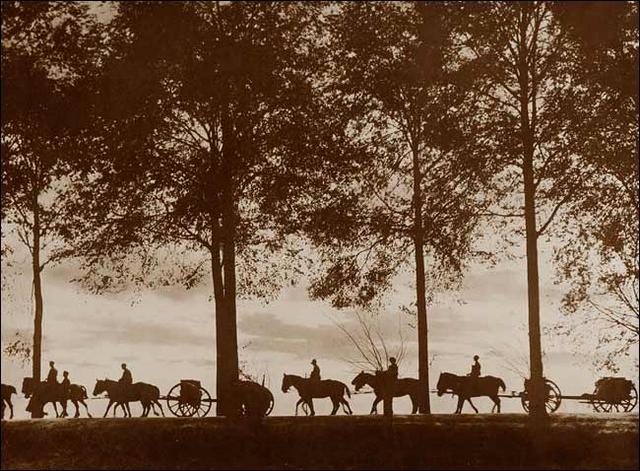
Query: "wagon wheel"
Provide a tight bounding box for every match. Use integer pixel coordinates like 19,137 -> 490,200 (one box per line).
265,392 -> 274,416
592,384 -> 638,413
520,378 -> 562,413
167,384 -> 190,417
621,384 -> 638,412
191,386 -> 212,417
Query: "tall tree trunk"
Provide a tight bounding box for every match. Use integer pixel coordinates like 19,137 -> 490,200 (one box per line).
518,8 -> 546,418
411,143 -> 431,414
210,226 -> 227,416
213,98 -> 240,416
31,191 -> 44,418
220,191 -> 240,416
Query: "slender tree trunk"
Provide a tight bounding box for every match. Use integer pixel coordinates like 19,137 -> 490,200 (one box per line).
31,191 -> 44,418
212,98 -> 241,416
220,190 -> 240,416
210,226 -> 227,416
411,143 -> 431,414
518,8 -> 546,418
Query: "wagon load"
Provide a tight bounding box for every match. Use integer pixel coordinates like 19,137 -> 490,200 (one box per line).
594,377 -> 634,403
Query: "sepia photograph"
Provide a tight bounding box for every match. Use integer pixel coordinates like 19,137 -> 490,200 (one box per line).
1,1 -> 638,469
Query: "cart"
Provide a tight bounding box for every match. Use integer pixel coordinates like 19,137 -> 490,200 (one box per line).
164,379 -> 275,417
500,376 -> 638,413
165,379 -> 215,417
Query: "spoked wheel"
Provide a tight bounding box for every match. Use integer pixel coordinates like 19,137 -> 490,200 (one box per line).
592,384 -> 638,413
265,392 -> 274,416
191,386 -> 212,417
621,384 -> 638,412
521,378 -> 562,413
166,384 -> 189,417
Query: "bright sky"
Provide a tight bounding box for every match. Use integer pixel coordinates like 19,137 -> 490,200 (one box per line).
2,234 -> 637,420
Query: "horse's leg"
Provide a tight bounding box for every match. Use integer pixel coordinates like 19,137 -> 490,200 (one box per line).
154,400 -> 165,417
467,398 -> 479,413
491,396 -> 501,413
52,401 -> 60,418
73,400 -> 80,418
308,398 -> 315,416
410,395 -> 418,414
330,398 -> 339,415
104,399 -> 114,418
61,400 -> 69,418
456,396 -> 463,414
295,398 -> 304,416
8,399 -> 13,419
341,398 -> 353,415
80,399 -> 92,418
126,402 -> 133,417
371,396 -> 382,414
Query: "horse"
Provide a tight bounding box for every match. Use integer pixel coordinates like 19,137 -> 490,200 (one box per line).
236,380 -> 274,417
351,371 -> 426,414
22,377 -> 92,418
22,377 -> 68,418
2,384 -> 17,419
93,379 -> 164,418
66,384 -> 93,418
436,372 -> 505,414
281,374 -> 352,416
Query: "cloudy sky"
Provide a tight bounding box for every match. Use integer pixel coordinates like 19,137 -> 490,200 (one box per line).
2,233 -> 636,420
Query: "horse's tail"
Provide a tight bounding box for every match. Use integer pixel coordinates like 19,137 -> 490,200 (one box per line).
498,378 -> 506,392
344,383 -> 351,398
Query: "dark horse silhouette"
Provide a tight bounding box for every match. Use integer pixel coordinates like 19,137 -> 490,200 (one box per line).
93,379 -> 164,417
282,374 -> 352,416
236,380 -> 274,417
22,377 -> 92,418
351,371 -> 426,414
437,372 -> 506,413
2,384 -> 17,419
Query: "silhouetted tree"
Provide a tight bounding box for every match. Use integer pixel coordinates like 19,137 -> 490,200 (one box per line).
306,2 -> 496,414
549,2 -> 638,371
456,1 -> 605,417
1,1 -> 100,395
67,1 -> 330,416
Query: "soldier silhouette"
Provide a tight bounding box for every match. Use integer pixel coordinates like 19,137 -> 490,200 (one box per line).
46,361 -> 58,384
469,355 -> 481,377
119,363 -> 133,385
61,371 -> 71,396
310,359 -> 321,381
388,357 -> 398,380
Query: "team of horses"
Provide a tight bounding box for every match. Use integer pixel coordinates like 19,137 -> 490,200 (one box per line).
2,371 -> 508,419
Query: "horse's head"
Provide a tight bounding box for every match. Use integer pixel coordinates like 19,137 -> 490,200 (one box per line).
93,379 -> 108,396
21,377 -> 34,398
7,385 -> 17,395
351,371 -> 369,391
437,372 -> 453,397
281,374 -> 292,393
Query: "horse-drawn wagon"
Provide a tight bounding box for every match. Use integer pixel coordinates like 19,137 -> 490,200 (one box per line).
163,379 -> 274,417
507,376 -> 637,413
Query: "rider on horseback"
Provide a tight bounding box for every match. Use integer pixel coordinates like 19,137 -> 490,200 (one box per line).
388,357 -> 398,380
119,363 -> 133,385
61,371 -> 71,396
47,361 -> 58,384
469,355 -> 481,377
310,359 -> 321,381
